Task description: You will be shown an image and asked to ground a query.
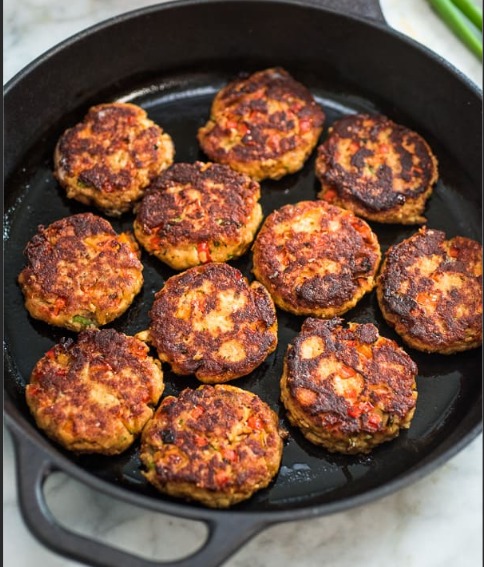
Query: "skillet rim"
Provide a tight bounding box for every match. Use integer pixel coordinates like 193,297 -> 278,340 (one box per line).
3,0 -> 482,98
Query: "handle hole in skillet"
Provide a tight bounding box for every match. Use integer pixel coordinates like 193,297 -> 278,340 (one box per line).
41,470 -> 207,562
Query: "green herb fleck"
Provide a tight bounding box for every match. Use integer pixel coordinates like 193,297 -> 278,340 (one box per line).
72,315 -> 94,328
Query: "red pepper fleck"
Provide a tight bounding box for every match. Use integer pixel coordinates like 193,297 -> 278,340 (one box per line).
340,365 -> 357,379
267,133 -> 281,152
248,415 -> 263,430
45,347 -> 57,360
215,471 -> 230,487
347,401 -> 373,419
192,405 -> 205,418
448,246 -> 459,258
366,413 -> 382,430
350,141 -> 360,153
222,448 -> 237,462
51,297 -> 66,316
323,188 -> 338,203
197,242 -> 212,263
150,234 -> 162,248
299,119 -> 312,134
194,435 -> 206,447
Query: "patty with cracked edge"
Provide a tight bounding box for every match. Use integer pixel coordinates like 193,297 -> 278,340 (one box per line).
26,328 -> 164,455
18,212 -> 143,332
140,384 -> 286,508
133,161 -> 262,270
281,317 -> 418,454
198,67 -> 325,181
54,102 -> 175,216
315,113 -> 438,224
138,262 -> 278,383
252,200 -> 381,317
377,227 -> 482,354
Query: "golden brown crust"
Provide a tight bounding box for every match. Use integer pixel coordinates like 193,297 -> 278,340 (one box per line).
140,384 -> 285,507
252,200 -> 381,317
54,102 -> 174,216
198,67 -> 325,181
146,263 -> 278,383
133,161 -> 262,270
25,329 -> 164,455
376,227 -> 482,354
17,213 -> 144,332
281,318 -> 418,454
315,114 -> 438,224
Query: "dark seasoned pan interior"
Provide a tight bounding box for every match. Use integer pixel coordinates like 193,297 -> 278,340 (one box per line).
4,65 -> 482,513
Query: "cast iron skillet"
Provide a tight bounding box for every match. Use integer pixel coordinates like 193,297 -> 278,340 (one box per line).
4,1 -> 482,565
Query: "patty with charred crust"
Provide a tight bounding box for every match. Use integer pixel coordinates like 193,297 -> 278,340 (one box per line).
281,318 -> 418,454
26,329 -> 164,455
18,213 -> 143,332
140,384 -> 285,507
133,161 -> 262,270
315,113 -> 438,224
198,67 -> 325,181
377,227 -> 482,354
54,102 -> 174,216
141,263 -> 278,383
252,200 -> 381,318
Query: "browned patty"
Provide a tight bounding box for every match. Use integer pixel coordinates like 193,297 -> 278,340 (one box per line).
315,113 -> 438,224
281,318 -> 418,454
26,329 -> 164,455
139,263 -> 278,383
377,227 -> 482,354
252,200 -> 381,317
140,384 -> 285,507
133,161 -> 262,270
54,102 -> 175,216
18,213 -> 144,332
197,67 -> 325,181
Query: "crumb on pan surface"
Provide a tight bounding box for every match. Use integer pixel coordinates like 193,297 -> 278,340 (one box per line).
315,113 -> 438,224
280,317 -> 418,454
377,226 -> 482,354
198,67 -> 325,181
144,262 -> 278,383
17,212 -> 144,332
133,161 -> 262,270
252,200 -> 381,317
140,384 -> 285,507
25,328 -> 164,455
54,102 -> 174,216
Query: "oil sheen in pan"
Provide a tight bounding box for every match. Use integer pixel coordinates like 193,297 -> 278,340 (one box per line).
3,69 -> 482,511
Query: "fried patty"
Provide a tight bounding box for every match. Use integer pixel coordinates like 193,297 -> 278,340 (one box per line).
280,318 -> 418,454
377,227 -> 482,354
18,213 -> 143,332
315,113 -> 438,224
140,384 -> 285,507
25,329 -> 164,455
140,263 -> 278,383
197,67 -> 325,181
54,102 -> 175,216
252,200 -> 381,317
133,161 -> 262,270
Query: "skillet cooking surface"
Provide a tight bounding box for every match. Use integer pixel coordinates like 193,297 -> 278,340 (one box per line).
4,65 -> 482,513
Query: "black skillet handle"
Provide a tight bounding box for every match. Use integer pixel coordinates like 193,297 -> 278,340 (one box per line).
10,427 -> 270,567
310,0 -> 386,23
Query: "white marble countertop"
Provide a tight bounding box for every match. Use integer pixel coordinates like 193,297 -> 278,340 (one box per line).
3,1 -> 483,566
